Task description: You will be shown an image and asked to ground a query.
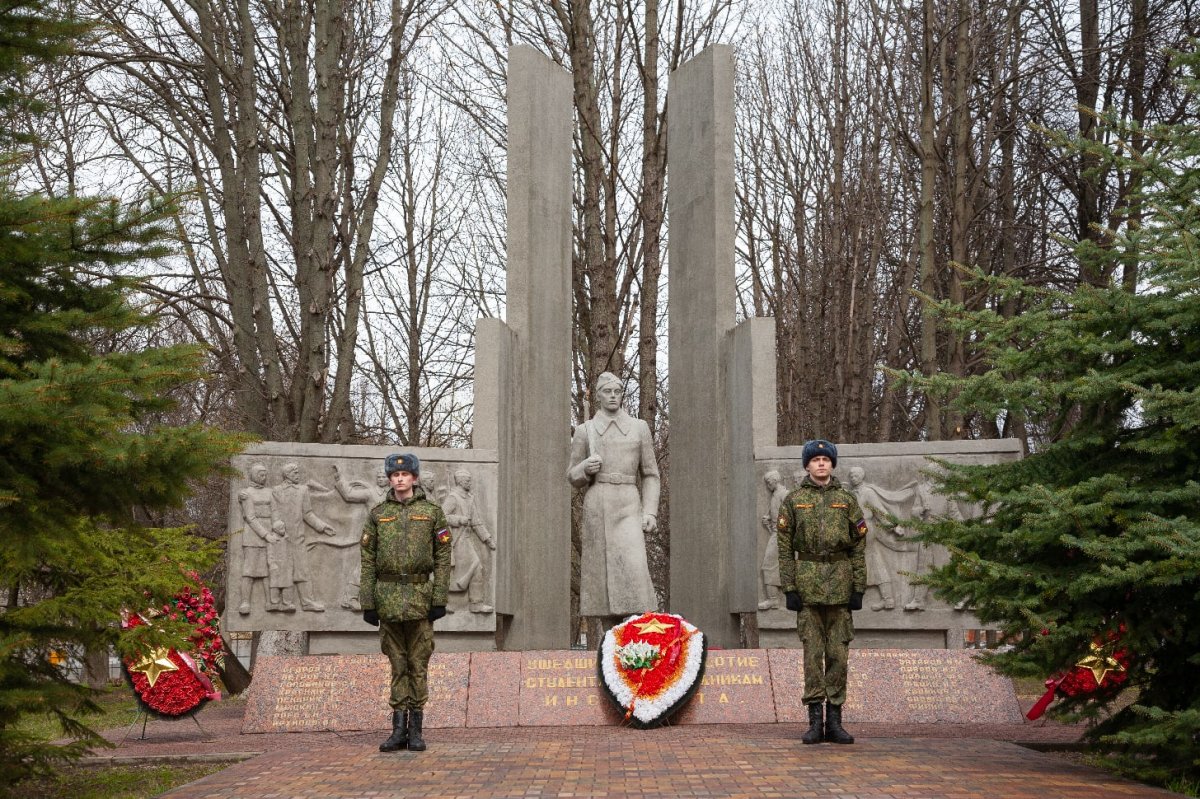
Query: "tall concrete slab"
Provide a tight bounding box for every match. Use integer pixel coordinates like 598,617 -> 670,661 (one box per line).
727,317 -> 778,613
667,45 -> 742,647
497,47 -> 573,650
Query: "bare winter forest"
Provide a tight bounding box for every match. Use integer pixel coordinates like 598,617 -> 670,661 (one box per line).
13,0 -> 1197,452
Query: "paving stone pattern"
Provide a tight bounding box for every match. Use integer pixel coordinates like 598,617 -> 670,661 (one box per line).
157,734 -> 1177,799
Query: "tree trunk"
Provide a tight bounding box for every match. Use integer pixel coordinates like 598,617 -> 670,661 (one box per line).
918,0 -> 943,439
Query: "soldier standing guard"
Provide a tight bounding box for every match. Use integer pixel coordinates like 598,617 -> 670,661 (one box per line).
777,439 -> 867,745
360,453 -> 451,753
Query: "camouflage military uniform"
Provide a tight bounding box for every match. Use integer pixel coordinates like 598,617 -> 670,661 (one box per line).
777,475 -> 867,705
360,486 -> 452,710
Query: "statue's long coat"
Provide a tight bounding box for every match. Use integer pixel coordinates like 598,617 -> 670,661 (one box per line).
567,409 -> 660,616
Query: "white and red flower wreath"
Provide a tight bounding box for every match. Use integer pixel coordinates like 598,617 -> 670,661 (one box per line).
598,612 -> 707,728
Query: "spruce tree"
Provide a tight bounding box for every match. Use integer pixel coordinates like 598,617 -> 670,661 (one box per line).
0,0 -> 247,784
907,48 -> 1200,786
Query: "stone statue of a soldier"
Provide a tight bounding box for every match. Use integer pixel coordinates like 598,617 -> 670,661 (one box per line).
759,469 -> 788,610
443,468 -> 496,613
567,372 -> 660,623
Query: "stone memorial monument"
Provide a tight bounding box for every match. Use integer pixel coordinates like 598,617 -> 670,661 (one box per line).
227,44 -> 1018,660
234,44 -> 1027,737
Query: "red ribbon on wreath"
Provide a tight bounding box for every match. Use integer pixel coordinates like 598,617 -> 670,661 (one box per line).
1026,635 -> 1130,721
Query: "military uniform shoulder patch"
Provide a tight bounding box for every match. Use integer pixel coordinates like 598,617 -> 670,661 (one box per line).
855,519 -> 868,536
361,532 -> 371,545
435,528 -> 451,544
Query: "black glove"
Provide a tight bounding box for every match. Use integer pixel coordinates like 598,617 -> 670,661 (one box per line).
362,609 -> 380,626
428,605 -> 447,622
848,591 -> 864,611
785,591 -> 803,612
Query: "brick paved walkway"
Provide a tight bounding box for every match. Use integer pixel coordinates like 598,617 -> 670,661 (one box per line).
91,700 -> 1177,798
157,734 -> 1177,799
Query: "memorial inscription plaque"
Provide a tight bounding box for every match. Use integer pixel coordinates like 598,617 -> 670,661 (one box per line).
517,651 -> 624,726
673,650 -> 775,725
242,648 -> 1021,733
243,653 -> 471,733
768,648 -> 1022,724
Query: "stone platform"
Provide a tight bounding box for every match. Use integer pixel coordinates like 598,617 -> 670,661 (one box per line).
244,648 -> 1022,733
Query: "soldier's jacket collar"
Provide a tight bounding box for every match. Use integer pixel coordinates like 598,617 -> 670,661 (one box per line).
591,408 -> 632,436
800,475 -> 844,491
385,486 -> 429,505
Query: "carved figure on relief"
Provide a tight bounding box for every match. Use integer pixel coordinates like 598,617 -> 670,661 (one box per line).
758,469 -> 788,611
271,462 -> 337,612
903,479 -> 962,612
236,462 -> 277,614
567,372 -> 660,619
847,466 -> 915,612
443,468 -> 496,614
328,463 -> 390,611
423,468 -> 446,505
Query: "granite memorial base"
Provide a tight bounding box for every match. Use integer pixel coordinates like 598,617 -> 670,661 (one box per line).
243,648 -> 1022,733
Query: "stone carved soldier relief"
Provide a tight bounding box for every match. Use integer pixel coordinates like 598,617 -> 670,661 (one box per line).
230,458 -> 498,630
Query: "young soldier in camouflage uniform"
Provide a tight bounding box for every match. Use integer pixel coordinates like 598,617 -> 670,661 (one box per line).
360,453 -> 451,752
776,439 -> 867,745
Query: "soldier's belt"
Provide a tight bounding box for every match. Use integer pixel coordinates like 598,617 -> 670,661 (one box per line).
376,573 -> 432,584
793,551 -> 849,563
594,473 -> 636,485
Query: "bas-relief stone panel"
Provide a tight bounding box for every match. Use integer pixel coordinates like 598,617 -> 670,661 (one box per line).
225,446 -> 498,635
754,441 -> 1021,643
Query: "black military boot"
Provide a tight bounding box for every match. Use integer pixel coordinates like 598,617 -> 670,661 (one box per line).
824,703 -> 854,744
801,702 -> 824,744
407,709 -> 427,752
379,710 -> 408,752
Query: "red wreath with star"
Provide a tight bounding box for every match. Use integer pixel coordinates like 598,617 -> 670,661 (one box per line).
122,577 -> 223,718
1026,632 -> 1130,721
598,612 -> 707,728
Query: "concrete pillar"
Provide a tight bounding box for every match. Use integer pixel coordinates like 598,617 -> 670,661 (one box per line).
494,46 -> 573,650
667,45 -> 742,647
728,316 -> 778,613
